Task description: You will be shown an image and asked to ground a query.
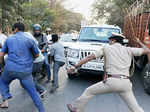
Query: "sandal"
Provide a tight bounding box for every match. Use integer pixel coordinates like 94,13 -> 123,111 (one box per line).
0,103 -> 8,108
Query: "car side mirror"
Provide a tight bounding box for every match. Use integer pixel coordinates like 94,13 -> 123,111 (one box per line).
72,36 -> 78,41
72,38 -> 77,41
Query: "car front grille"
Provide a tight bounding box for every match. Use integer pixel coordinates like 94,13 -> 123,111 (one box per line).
80,50 -> 104,62
81,51 -> 93,59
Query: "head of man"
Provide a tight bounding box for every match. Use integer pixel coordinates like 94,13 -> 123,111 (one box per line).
108,32 -> 125,45
33,24 -> 42,37
46,28 -> 51,35
51,34 -> 59,43
12,22 -> 25,34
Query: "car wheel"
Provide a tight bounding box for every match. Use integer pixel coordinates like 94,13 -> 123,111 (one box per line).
142,64 -> 150,95
67,73 -> 76,79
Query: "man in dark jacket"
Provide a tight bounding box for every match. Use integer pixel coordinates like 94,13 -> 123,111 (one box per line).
33,24 -> 51,81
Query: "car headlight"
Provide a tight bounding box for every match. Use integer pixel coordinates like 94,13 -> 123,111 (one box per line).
67,48 -> 79,58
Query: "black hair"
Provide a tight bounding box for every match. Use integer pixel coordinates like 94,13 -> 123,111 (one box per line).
52,34 -> 59,43
13,22 -> 25,31
109,36 -> 123,44
115,38 -> 123,44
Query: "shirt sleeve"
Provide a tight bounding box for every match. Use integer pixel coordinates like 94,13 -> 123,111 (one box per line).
94,47 -> 104,58
1,39 -> 8,53
128,47 -> 144,56
30,39 -> 40,55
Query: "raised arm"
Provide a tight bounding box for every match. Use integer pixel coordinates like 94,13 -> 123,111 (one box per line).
67,47 -> 104,73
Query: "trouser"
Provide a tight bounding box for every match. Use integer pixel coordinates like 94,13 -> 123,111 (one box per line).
43,52 -> 51,80
0,69 -> 45,112
33,78 -> 45,93
53,61 -> 65,88
33,62 -> 45,93
73,78 -> 144,112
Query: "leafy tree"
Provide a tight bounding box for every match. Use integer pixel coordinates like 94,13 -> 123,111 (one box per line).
0,0 -> 29,32
92,0 -> 141,28
21,0 -> 56,30
0,0 -> 83,33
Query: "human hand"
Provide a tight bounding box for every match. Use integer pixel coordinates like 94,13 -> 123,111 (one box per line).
67,66 -> 77,74
41,49 -> 45,53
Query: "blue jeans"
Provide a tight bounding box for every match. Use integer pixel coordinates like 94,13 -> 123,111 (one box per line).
53,61 -> 65,88
43,52 -> 51,80
0,69 -> 45,112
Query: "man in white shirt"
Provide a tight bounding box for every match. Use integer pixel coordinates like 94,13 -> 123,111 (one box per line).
0,31 -> 7,73
0,31 -> 7,51
67,33 -> 149,112
45,28 -> 52,42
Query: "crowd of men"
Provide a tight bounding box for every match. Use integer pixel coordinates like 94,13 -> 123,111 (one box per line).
0,22 -> 65,112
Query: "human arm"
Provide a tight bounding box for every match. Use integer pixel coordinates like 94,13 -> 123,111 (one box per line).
29,40 -> 40,58
41,35 -> 48,53
0,52 -> 5,67
49,45 -> 54,57
34,53 -> 39,58
0,43 -> 2,48
142,49 -> 150,55
67,48 -> 104,73
67,54 -> 96,73
135,38 -> 150,55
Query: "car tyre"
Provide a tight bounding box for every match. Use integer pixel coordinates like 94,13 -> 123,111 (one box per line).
67,73 -> 76,79
142,63 -> 150,95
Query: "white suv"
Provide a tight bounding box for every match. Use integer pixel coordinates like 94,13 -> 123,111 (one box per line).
66,25 -> 121,79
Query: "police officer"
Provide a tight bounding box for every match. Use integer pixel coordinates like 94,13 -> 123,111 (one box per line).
67,33 -> 149,112
33,24 -> 51,81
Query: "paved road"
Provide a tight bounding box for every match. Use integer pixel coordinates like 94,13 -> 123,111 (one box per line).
0,67 -> 150,112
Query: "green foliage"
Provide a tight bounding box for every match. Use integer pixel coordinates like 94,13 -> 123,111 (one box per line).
92,0 -> 138,28
0,0 -> 83,33
21,0 -> 56,30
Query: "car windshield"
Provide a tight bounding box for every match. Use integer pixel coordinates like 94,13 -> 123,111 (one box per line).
60,34 -> 74,42
78,27 -> 121,42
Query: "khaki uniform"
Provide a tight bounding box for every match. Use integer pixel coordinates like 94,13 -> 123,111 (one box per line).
72,43 -> 144,112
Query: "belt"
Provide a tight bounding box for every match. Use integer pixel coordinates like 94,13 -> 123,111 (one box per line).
107,74 -> 129,79
103,74 -> 129,83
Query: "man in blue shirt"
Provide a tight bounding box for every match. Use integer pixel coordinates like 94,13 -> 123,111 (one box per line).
0,23 -> 45,112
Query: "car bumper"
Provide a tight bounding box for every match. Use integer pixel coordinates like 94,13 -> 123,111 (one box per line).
78,69 -> 104,75
66,58 -> 104,75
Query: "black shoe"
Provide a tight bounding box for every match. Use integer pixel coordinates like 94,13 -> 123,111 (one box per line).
46,79 -> 51,83
51,80 -> 54,83
50,86 -> 58,93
